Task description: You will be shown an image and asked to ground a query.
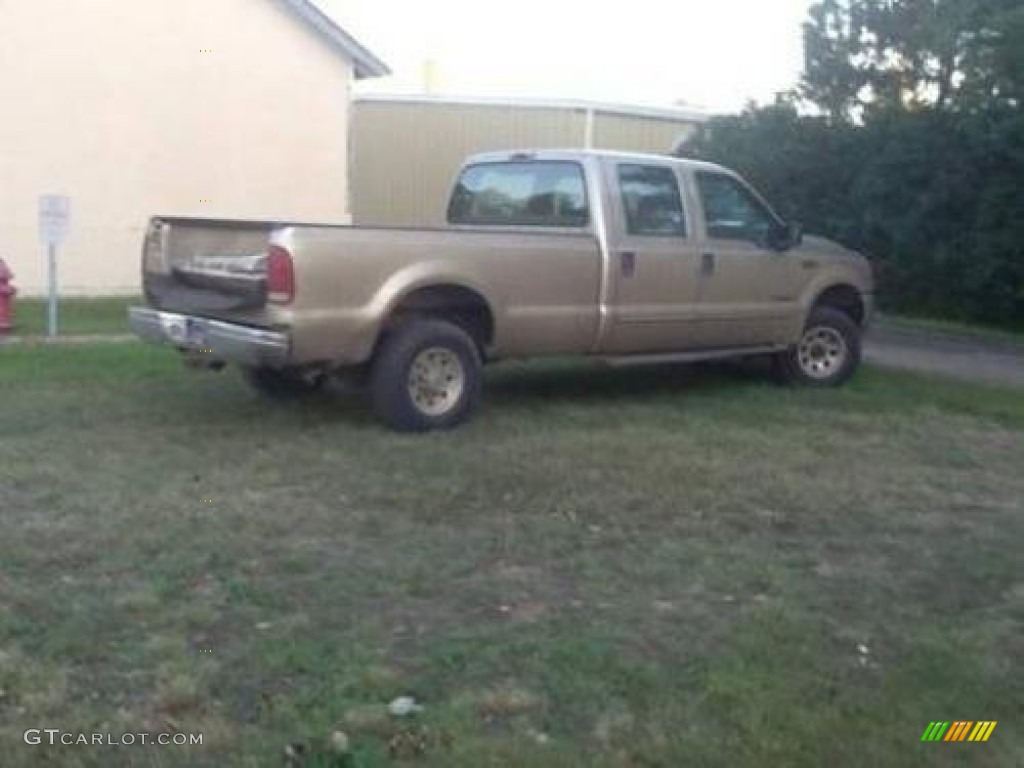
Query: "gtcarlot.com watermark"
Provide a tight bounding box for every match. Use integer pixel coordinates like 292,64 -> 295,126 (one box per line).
24,729 -> 202,747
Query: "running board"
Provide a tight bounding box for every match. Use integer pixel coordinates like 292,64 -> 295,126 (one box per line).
600,345 -> 786,368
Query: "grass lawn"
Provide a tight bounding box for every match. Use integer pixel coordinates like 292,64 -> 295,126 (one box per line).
8,296 -> 138,337
1,345 -> 1022,767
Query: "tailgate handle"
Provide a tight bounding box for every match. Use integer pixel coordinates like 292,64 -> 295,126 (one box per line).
701,252 -> 716,276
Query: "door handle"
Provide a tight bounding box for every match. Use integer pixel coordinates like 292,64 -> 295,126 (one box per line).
701,252 -> 716,276
620,251 -> 636,278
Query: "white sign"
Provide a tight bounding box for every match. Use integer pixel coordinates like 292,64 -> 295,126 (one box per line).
39,195 -> 71,246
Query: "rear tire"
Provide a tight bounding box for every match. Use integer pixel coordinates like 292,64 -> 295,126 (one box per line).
241,366 -> 325,399
370,319 -> 482,432
774,307 -> 861,387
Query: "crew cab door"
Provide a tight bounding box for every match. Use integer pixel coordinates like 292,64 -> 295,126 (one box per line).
601,160 -> 703,353
689,171 -> 802,346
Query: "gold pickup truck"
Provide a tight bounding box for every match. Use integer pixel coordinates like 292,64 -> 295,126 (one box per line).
130,149 -> 873,431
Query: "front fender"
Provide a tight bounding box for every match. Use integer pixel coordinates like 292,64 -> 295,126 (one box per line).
797,270 -> 873,330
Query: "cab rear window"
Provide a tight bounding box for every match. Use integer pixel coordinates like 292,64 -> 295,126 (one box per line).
447,161 -> 589,227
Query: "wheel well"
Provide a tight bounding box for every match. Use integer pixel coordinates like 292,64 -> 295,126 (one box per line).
813,285 -> 865,327
385,285 -> 495,351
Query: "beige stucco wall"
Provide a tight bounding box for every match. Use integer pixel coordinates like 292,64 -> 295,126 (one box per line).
350,100 -> 701,227
0,0 -> 354,295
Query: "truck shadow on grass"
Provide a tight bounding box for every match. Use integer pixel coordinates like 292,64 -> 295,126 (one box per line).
239,359 -> 780,431
198,360 -> 777,433
483,359 -> 774,406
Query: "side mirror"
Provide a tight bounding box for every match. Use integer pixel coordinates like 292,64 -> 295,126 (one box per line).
755,221 -> 803,251
766,221 -> 802,251
786,221 -> 804,249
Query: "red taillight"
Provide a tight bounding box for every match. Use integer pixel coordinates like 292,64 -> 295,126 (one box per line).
266,245 -> 294,304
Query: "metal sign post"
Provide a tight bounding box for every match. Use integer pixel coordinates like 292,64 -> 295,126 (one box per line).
38,195 -> 71,338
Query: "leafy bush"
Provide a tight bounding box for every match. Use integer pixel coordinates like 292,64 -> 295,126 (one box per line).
682,106 -> 1024,326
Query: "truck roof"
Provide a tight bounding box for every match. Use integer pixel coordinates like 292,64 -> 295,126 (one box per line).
463,148 -> 732,175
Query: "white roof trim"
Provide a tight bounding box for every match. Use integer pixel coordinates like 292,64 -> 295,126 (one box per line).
355,93 -> 711,123
280,0 -> 390,79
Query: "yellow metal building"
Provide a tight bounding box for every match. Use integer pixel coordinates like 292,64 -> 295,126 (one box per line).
351,95 -> 708,226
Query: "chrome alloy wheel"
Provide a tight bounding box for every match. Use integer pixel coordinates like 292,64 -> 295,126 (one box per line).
407,347 -> 465,416
797,326 -> 848,380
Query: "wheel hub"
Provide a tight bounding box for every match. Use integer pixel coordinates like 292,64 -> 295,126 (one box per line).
408,347 -> 465,416
797,326 -> 847,380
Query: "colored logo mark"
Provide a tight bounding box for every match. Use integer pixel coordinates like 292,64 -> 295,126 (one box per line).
921,721 -> 997,742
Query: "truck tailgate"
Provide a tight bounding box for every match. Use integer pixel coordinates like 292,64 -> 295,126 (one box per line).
142,217 -> 275,320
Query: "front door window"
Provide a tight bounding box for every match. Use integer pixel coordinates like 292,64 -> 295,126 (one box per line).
695,172 -> 776,245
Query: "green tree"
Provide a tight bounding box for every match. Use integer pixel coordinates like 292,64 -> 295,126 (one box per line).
801,0 -> 1023,119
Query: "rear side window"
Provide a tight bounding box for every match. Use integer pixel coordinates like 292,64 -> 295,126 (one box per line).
618,164 -> 687,237
448,162 -> 589,227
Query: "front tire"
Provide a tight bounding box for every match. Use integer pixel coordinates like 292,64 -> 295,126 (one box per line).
775,307 -> 862,387
370,319 -> 483,432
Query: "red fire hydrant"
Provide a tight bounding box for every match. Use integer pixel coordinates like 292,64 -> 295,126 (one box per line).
0,259 -> 16,333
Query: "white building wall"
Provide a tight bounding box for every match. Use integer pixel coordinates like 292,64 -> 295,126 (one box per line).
0,0 -> 354,294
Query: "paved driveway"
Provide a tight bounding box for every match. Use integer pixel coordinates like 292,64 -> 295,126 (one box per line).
866,325 -> 1024,388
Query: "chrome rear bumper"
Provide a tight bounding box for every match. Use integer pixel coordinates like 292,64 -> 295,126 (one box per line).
128,307 -> 289,367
